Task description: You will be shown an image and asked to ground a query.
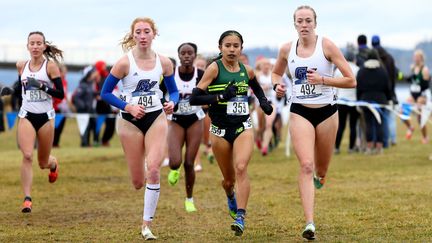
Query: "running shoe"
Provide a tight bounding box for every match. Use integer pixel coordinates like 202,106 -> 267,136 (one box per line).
207,153 -> 214,164
184,199 -> 197,212
48,160 -> 59,183
255,139 -> 262,150
302,222 -> 316,240
22,199 -> 32,213
231,215 -> 245,236
313,174 -> 325,189
194,164 -> 203,172
405,127 -> 414,140
227,193 -> 237,219
167,169 -> 180,186
141,226 -> 157,240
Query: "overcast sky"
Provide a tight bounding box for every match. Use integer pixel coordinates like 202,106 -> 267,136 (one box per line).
0,0 -> 431,64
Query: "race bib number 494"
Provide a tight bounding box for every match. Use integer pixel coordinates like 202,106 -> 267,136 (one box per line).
130,92 -> 157,108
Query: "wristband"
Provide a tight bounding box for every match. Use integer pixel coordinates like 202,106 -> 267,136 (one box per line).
273,83 -> 279,91
321,76 -> 325,85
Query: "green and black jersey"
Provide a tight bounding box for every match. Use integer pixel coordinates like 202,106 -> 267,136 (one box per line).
207,59 -> 250,127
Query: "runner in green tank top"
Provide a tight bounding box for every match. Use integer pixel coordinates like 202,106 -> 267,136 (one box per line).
190,30 -> 273,237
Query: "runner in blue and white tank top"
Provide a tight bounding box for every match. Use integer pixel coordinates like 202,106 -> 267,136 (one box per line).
271,6 -> 356,240
100,17 -> 179,240
11,31 -> 65,213
165,43 -> 205,213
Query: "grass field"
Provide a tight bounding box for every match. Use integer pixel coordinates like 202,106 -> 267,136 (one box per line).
0,118 -> 431,242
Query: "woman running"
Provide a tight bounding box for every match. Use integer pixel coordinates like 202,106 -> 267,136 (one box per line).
272,5 -> 356,240
101,17 -> 179,240
190,30 -> 273,236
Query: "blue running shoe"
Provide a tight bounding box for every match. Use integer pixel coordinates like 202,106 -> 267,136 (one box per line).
227,193 -> 237,219
231,216 -> 245,236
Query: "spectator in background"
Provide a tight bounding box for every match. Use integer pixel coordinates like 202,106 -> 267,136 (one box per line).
372,35 -> 398,147
94,60 -> 116,147
52,64 -> 69,147
72,65 -> 98,147
356,49 -> 392,154
334,50 -> 360,154
356,34 -> 370,68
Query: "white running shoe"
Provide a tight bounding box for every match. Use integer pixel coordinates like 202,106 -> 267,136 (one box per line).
194,164 -> 203,172
141,226 -> 157,240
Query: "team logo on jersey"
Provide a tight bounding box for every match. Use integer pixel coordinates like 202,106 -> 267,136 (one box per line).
132,79 -> 158,95
294,66 -> 308,84
290,59 -> 295,63
133,72 -> 139,76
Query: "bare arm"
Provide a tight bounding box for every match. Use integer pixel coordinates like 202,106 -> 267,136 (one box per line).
271,42 -> 291,97
422,66 -> 430,81
320,37 -> 356,88
197,62 -> 218,90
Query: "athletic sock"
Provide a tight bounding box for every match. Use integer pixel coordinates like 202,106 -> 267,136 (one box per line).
24,196 -> 32,202
143,183 -> 160,221
186,197 -> 194,203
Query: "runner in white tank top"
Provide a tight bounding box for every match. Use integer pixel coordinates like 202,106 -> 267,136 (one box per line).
271,6 -> 356,240
166,42 -> 205,214
100,17 -> 179,240
14,31 -> 64,214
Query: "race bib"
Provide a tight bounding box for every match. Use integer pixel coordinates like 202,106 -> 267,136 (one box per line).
243,117 -> 253,129
176,98 -> 195,115
25,89 -> 48,102
130,91 -> 158,109
196,109 -> 205,120
410,83 -> 421,93
210,124 -> 225,137
227,96 -> 249,115
294,82 -> 322,99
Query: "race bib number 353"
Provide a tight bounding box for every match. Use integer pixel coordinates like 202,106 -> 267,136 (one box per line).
227,96 -> 249,115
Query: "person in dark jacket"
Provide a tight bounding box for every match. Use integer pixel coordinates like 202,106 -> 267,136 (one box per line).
72,65 -> 97,147
356,49 -> 392,154
372,35 -> 398,147
356,34 -> 370,68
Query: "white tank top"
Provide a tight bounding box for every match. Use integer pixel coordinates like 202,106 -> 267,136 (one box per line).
288,35 -> 336,104
173,66 -> 203,116
121,51 -> 163,113
258,72 -> 277,104
20,59 -> 54,114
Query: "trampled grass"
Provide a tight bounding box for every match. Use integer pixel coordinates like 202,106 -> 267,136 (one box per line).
0,119 -> 431,242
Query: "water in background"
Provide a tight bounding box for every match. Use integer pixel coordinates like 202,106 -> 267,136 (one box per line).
0,67 -> 413,102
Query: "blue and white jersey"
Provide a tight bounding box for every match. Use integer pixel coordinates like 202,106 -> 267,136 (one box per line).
120,51 -> 164,113
288,35 -> 336,105
20,59 -> 54,114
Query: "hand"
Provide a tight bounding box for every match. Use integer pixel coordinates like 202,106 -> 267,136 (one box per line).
306,69 -> 321,85
259,98 -> 273,115
26,77 -> 43,89
274,83 -> 286,98
220,81 -> 237,101
126,104 -> 145,119
163,101 -> 175,114
0,86 -> 14,96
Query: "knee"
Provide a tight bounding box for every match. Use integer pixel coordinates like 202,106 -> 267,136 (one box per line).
183,161 -> 194,173
221,178 -> 235,191
132,179 -> 144,190
300,162 -> 314,175
146,166 -> 160,182
22,152 -> 33,164
235,162 -> 247,175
